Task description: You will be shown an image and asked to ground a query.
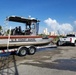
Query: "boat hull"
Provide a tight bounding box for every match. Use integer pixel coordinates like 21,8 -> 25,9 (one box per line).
0,35 -> 52,50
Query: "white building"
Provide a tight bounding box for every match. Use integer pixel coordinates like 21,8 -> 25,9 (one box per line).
50,31 -> 58,36
43,28 -> 49,35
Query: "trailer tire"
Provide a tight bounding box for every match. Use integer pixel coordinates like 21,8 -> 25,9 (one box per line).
18,47 -> 27,56
28,46 -> 36,55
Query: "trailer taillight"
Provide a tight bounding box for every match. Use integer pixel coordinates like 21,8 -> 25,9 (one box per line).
70,38 -> 72,42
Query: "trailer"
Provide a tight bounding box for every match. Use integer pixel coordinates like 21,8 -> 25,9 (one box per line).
0,46 -> 36,56
0,16 -> 55,57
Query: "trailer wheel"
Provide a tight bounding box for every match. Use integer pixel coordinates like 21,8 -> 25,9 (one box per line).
18,47 -> 27,56
28,46 -> 36,55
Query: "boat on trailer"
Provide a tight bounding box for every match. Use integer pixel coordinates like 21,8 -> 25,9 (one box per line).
0,16 -> 56,56
0,16 -> 54,49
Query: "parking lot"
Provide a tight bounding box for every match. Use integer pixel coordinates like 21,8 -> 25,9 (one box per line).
0,46 -> 76,75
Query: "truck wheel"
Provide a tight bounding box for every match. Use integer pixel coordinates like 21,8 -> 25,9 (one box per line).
74,41 -> 76,46
18,47 -> 27,56
57,40 -> 61,46
28,46 -> 36,55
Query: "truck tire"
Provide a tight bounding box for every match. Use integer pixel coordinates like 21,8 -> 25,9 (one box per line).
18,47 -> 27,56
74,41 -> 76,46
28,46 -> 36,55
57,40 -> 61,46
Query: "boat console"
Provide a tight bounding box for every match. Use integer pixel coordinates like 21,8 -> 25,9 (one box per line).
6,16 -> 40,35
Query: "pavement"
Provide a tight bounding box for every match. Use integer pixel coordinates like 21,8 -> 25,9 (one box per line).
0,46 -> 76,75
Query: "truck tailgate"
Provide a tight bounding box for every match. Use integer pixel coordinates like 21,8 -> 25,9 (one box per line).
60,37 -> 70,41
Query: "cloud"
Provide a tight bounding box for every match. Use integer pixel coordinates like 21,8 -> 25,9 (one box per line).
73,21 -> 76,32
44,18 -> 73,34
74,21 -> 76,25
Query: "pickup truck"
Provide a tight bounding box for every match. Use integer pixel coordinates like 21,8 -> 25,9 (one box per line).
57,34 -> 76,46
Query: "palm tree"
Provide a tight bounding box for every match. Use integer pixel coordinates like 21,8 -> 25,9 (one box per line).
6,29 -> 11,35
0,25 -> 2,35
0,25 -> 2,31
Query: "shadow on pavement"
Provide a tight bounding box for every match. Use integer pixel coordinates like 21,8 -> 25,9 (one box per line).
59,43 -> 74,46
0,55 -> 19,75
21,59 -> 76,72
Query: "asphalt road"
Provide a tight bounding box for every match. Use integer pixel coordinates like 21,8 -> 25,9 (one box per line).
0,46 -> 76,75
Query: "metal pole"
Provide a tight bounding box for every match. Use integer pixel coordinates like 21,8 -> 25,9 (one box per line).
12,55 -> 19,75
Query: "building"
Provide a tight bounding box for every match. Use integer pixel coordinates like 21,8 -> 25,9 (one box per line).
43,28 -> 49,35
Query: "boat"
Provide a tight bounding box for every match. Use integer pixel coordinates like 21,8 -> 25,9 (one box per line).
0,16 -> 54,50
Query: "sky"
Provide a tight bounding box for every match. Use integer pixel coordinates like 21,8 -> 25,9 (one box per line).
0,0 -> 76,34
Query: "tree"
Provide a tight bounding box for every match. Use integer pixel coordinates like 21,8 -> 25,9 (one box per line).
6,29 -> 11,35
0,26 -> 2,31
0,25 -> 2,35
